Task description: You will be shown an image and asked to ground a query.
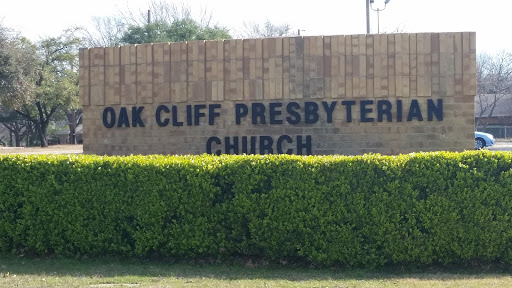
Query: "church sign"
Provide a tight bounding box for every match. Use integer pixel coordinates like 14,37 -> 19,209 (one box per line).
79,33 -> 476,155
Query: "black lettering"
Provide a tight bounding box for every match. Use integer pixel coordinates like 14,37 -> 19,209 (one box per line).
277,135 -> 293,154
407,99 -> 423,121
209,104 -> 221,125
377,100 -> 392,122
341,100 -> 356,122
269,102 -> 283,124
172,106 -> 183,126
194,104 -> 207,126
397,100 -> 403,122
322,101 -> 337,123
206,137 -> 221,155
427,99 -> 443,121
235,103 -> 248,124
259,136 -> 273,154
131,106 -> 145,127
242,136 -> 257,154
252,103 -> 266,124
117,107 -> 130,128
297,135 -> 312,155
102,107 -> 115,128
286,102 -> 301,124
225,137 -> 239,154
360,100 -> 374,122
156,105 -> 170,127
186,105 -> 193,126
305,102 -> 319,124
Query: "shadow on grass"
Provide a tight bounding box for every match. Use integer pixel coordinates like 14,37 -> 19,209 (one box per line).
1,255 -> 512,282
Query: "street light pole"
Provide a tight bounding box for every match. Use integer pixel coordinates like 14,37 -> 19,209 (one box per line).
377,8 -> 380,34
370,0 -> 390,34
366,0 -> 370,34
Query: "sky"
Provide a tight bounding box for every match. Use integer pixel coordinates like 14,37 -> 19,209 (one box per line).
1,0 -> 510,54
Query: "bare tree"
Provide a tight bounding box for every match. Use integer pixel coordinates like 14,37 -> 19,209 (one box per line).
237,20 -> 293,39
80,16 -> 127,47
81,0 -> 221,47
114,0 -> 220,28
475,51 -> 512,129
383,23 -> 407,34
119,0 -> 193,26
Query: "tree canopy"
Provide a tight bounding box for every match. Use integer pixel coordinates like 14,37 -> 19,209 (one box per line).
0,27 -> 40,109
81,1 -> 232,46
121,19 -> 231,45
0,25 -> 81,147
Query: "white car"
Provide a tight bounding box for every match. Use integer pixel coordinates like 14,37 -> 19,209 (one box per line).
475,131 -> 495,149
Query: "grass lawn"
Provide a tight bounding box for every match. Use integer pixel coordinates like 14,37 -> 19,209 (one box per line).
1,256 -> 512,288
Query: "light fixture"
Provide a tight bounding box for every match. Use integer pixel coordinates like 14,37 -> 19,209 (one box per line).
370,0 -> 391,34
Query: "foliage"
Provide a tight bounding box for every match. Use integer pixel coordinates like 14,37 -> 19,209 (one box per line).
120,21 -> 172,44
0,108 -> 29,147
83,1 -> 231,46
120,19 -> 230,45
11,29 -> 81,147
0,24 -> 81,147
0,25 -> 40,147
0,26 -> 40,109
1,151 -> 512,268
166,19 -> 230,42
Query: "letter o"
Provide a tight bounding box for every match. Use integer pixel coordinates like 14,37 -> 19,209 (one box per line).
103,107 -> 116,128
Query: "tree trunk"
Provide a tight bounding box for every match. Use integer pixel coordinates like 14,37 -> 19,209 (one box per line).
69,110 -> 76,144
4,123 -> 24,147
26,121 -> 30,147
34,102 -> 54,148
14,123 -> 21,147
482,95 -> 500,132
13,103 -> 57,148
66,110 -> 81,145
15,134 -> 21,147
37,123 -> 48,147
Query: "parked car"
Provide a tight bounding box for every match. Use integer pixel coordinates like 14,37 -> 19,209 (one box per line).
475,131 -> 495,149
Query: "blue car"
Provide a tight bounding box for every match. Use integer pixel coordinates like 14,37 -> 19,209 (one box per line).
475,131 -> 495,149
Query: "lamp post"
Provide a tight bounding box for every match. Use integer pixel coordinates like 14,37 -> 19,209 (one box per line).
366,0 -> 370,34
370,0 -> 390,34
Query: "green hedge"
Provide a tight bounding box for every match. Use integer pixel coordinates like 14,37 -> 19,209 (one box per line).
1,151 -> 512,267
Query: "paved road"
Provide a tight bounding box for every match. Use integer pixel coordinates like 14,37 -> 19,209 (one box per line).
488,141 -> 512,151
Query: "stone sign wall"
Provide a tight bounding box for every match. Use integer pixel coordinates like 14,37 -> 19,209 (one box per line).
79,32 -> 476,155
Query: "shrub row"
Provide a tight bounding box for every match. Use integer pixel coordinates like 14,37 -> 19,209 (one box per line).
1,151 -> 512,267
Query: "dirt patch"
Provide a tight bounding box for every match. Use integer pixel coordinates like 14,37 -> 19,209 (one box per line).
0,145 -> 83,155
89,284 -> 139,287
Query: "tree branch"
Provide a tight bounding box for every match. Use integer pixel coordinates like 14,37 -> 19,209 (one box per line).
14,109 -> 36,122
